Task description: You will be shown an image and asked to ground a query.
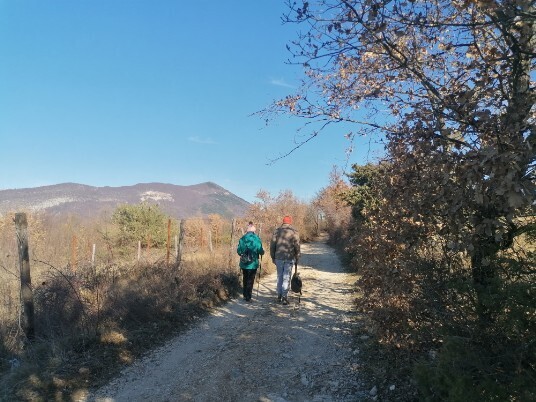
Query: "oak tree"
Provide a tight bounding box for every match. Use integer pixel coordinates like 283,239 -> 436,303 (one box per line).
268,1 -> 535,399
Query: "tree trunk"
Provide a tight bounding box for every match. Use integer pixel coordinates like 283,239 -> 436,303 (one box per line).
471,236 -> 500,323
15,213 -> 35,340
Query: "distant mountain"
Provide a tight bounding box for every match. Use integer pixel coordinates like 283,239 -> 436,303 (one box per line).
0,182 -> 250,220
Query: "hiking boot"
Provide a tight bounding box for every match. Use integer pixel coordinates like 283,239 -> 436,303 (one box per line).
282,297 -> 289,305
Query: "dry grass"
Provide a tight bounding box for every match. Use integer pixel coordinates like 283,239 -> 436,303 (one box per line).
0,246 -> 242,402
0,209 -> 283,401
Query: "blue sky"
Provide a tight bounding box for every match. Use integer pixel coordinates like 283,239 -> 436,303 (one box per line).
0,0 -> 383,203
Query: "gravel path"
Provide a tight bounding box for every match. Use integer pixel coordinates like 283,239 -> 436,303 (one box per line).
82,239 -> 365,402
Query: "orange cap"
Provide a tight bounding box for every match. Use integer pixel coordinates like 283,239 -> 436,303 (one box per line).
283,216 -> 292,224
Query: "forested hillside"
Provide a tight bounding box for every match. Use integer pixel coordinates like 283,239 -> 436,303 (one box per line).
0,182 -> 249,220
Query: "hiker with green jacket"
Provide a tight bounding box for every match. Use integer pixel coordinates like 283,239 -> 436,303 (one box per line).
237,222 -> 264,302
270,215 -> 300,305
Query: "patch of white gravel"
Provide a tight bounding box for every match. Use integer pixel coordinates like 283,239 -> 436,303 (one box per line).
80,239 -> 366,402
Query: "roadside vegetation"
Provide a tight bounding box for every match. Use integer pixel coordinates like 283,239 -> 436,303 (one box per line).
1,1 -> 534,401
261,1 -> 534,401
0,193 -> 317,401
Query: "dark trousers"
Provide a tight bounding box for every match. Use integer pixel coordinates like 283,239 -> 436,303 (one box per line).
241,268 -> 257,300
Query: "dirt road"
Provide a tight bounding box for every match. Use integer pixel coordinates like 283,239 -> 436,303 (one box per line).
82,239 -> 365,402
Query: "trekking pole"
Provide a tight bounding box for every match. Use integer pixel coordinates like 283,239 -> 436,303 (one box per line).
257,255 -> 262,298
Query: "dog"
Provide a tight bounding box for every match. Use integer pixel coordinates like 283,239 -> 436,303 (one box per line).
290,271 -> 302,303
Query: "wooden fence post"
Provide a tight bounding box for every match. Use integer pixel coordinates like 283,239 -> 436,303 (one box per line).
208,227 -> 213,254
166,218 -> 171,268
177,219 -> 185,269
91,244 -> 96,267
228,218 -> 236,270
14,213 -> 35,340
71,235 -> 77,271
146,233 -> 151,262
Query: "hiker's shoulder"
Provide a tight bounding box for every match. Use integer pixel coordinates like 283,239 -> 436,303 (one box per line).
276,225 -> 298,237
285,224 -> 299,233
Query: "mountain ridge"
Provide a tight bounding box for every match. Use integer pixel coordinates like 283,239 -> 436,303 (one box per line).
0,182 -> 250,220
